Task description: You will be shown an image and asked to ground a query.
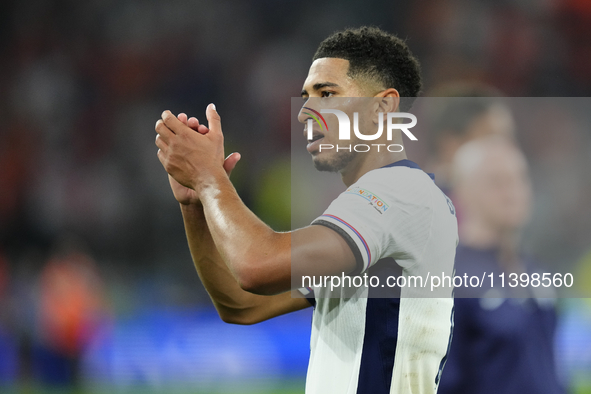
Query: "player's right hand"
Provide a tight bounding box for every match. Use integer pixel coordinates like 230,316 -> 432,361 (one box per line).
167,113 -> 241,206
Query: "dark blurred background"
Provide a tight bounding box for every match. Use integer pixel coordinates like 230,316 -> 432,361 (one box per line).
0,0 -> 590,393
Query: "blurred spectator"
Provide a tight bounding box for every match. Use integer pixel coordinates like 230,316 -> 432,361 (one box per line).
0,250 -> 18,385
554,0 -> 591,94
438,136 -> 564,394
33,237 -> 109,388
0,250 -> 7,304
0,120 -> 44,256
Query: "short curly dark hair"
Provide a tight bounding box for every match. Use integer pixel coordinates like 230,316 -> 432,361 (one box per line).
313,26 -> 422,111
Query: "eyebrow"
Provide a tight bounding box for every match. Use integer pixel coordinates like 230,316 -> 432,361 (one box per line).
301,82 -> 340,97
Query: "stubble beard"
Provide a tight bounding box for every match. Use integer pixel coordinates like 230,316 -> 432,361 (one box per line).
312,150 -> 357,173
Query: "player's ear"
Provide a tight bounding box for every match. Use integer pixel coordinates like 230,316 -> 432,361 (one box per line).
375,88 -> 400,113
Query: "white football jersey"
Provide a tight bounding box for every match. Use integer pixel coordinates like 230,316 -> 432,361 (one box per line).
302,160 -> 458,394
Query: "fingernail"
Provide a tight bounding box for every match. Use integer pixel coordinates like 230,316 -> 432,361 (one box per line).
211,103 -> 216,110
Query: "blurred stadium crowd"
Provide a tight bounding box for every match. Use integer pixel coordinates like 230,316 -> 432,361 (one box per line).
0,0 -> 590,392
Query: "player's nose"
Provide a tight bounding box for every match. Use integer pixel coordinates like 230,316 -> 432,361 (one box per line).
297,107 -> 310,124
297,97 -> 321,124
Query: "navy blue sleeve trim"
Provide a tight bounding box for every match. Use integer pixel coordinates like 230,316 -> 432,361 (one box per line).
312,219 -> 364,276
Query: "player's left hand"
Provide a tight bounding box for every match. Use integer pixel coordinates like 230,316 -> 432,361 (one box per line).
155,104 -> 227,193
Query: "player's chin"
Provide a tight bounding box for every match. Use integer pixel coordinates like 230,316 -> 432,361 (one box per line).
311,154 -> 338,172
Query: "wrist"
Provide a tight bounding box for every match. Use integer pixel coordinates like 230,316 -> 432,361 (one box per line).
180,201 -> 205,217
179,200 -> 203,209
193,166 -> 229,200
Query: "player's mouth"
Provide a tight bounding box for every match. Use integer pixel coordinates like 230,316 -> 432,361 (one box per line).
306,133 -> 325,152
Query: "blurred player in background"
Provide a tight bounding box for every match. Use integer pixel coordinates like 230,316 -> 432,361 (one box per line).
425,83 -> 515,193
155,27 -> 458,393
438,136 -> 565,394
35,238 -> 108,390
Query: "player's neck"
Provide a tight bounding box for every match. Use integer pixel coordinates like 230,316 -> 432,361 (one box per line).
340,150 -> 408,186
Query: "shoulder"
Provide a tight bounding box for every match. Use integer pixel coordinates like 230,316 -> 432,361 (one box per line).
350,166 -> 438,208
358,165 -> 435,188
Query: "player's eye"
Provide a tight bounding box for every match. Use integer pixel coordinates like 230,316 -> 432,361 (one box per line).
321,91 -> 335,97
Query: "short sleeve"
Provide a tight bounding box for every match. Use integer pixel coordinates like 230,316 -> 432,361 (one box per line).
311,168 -> 435,275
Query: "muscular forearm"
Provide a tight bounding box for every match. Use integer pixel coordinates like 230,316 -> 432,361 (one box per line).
198,172 -> 292,295
181,203 -> 279,323
197,170 -> 357,294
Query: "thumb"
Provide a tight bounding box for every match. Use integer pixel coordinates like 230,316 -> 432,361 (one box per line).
206,103 -> 222,135
223,152 -> 241,177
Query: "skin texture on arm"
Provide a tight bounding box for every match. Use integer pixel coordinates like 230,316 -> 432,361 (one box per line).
181,203 -> 311,324
163,113 -> 310,324
198,176 -> 357,294
155,107 -> 357,296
